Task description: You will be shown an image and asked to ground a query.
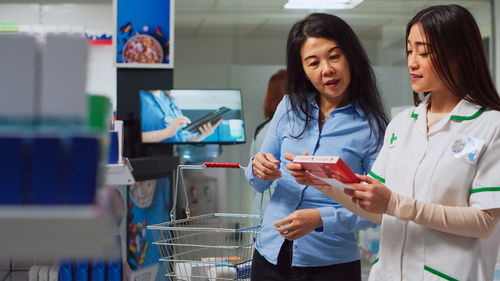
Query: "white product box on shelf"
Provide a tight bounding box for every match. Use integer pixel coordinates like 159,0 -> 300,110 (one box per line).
28,266 -> 40,281
38,266 -> 49,281
48,266 -> 58,281
0,34 -> 37,121
40,34 -> 87,122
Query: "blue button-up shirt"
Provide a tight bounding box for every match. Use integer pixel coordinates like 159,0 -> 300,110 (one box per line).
245,94 -> 380,267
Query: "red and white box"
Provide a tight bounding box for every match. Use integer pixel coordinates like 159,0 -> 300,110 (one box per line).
293,156 -> 359,189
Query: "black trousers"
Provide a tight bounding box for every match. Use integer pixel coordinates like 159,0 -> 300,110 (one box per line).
251,239 -> 361,281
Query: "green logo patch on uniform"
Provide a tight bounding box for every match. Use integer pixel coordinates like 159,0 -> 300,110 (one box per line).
389,133 -> 398,148
389,132 -> 397,149
390,133 -> 397,144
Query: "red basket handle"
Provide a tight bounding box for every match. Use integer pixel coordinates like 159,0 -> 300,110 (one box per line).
204,162 -> 241,169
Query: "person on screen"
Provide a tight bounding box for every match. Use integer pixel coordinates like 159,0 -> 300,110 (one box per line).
140,90 -> 221,143
287,5 -> 500,281
244,13 -> 388,281
249,69 -> 287,214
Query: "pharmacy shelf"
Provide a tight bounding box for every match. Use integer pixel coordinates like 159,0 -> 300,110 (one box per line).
130,155 -> 179,181
0,205 -> 119,259
105,158 -> 135,186
0,163 -> 131,259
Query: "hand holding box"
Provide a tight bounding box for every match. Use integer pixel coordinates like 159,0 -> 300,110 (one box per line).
293,156 -> 359,190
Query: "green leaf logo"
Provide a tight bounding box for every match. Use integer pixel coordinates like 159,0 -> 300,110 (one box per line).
390,133 -> 398,145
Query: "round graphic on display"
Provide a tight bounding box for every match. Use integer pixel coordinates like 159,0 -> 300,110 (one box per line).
122,34 -> 163,64
129,179 -> 156,208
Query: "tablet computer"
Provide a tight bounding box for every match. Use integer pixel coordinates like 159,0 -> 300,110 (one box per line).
184,106 -> 232,133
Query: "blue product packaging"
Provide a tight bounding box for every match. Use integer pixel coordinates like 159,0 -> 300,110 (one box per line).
0,136 -> 29,204
107,259 -> 121,281
66,136 -> 100,204
31,136 -> 65,204
237,262 -> 251,279
108,131 -> 118,164
74,260 -> 88,281
91,260 -> 105,281
58,260 -> 72,281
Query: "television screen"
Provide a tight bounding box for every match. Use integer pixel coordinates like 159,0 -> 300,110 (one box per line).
139,89 -> 246,144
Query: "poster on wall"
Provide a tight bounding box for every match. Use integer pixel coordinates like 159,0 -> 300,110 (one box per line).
126,177 -> 170,281
115,0 -> 174,68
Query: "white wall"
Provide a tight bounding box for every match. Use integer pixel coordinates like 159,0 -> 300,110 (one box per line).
374,66 -> 413,114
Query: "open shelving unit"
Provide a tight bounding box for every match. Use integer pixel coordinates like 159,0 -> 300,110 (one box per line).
105,158 -> 135,186
0,205 -> 118,258
0,160 -> 136,259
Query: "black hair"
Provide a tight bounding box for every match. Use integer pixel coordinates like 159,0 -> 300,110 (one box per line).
407,4 -> 500,110
286,13 -> 388,149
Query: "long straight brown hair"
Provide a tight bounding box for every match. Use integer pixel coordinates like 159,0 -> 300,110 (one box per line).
407,4 -> 500,110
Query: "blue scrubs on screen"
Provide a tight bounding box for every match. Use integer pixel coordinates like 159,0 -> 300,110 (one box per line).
140,90 -> 192,143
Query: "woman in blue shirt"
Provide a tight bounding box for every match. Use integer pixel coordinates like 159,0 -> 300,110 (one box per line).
245,13 -> 388,280
140,90 -> 220,143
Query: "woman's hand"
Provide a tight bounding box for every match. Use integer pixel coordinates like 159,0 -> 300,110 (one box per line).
274,209 -> 322,240
252,153 -> 281,181
345,174 -> 392,214
142,116 -> 191,143
167,116 -> 191,132
194,118 -> 223,141
285,151 -> 321,186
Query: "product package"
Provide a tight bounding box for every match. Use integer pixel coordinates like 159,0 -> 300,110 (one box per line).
293,155 -> 359,189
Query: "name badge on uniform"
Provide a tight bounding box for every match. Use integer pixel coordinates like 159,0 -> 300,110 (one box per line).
448,135 -> 483,163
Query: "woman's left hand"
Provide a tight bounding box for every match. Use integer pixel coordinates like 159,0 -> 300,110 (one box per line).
196,118 -> 223,140
344,174 -> 391,214
274,209 -> 322,240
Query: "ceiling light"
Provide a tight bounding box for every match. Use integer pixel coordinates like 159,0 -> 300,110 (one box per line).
284,0 -> 363,10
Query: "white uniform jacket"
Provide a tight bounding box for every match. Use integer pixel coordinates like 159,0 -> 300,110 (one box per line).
369,97 -> 500,281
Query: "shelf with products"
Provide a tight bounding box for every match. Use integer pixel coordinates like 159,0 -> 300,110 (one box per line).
0,205 -> 118,259
0,160 -> 137,259
105,157 -> 135,186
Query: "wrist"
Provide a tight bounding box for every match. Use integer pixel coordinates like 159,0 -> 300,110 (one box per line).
385,190 -> 398,216
313,208 -> 323,228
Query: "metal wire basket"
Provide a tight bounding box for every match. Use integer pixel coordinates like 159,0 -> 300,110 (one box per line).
148,162 -> 261,281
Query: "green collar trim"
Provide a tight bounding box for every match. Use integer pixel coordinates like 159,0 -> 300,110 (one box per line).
470,187 -> 500,194
368,171 -> 385,184
450,106 -> 485,120
372,257 -> 379,265
424,265 -> 459,281
410,106 -> 485,121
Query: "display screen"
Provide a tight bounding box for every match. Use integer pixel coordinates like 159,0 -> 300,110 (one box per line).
139,89 -> 246,144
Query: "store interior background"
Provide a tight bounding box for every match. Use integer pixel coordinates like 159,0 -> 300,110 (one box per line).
0,0 -> 495,215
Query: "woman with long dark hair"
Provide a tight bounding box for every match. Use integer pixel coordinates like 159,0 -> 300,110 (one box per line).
289,5 -> 500,280
245,13 -> 388,280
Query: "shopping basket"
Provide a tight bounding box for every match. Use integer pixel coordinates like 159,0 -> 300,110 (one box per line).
148,162 -> 261,281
